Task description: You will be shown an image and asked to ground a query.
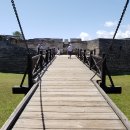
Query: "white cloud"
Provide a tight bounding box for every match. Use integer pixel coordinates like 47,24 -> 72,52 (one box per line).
96,22 -> 130,39
116,30 -> 130,39
79,23 -> 130,40
104,21 -> 117,27
79,32 -> 91,41
96,30 -> 130,39
96,30 -> 114,38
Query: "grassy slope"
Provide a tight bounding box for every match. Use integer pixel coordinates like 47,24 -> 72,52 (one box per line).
0,73 -> 25,127
107,75 -> 130,120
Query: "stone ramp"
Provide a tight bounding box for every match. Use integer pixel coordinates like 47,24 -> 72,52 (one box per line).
12,55 -> 128,130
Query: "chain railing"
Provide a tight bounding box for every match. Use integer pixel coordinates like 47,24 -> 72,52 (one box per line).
77,49 -> 122,94
12,48 -> 56,94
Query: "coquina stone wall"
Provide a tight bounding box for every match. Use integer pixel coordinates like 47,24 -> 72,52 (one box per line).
0,40 -> 36,73
63,41 -> 87,54
0,38 -> 63,73
28,38 -> 63,53
1,37 -> 130,74
87,38 -> 130,74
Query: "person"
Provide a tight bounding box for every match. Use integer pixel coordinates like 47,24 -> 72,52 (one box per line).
67,44 -> 73,59
36,43 -> 41,54
39,44 -> 44,52
57,48 -> 60,55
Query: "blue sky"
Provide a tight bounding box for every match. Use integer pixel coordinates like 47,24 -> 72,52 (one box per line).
0,0 -> 130,40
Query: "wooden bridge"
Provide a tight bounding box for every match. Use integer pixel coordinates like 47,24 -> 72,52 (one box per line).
2,54 -> 130,130
1,0 -> 129,129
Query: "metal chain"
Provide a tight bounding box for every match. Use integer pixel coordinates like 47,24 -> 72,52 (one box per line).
11,0 -> 30,54
108,0 -> 129,50
91,0 -> 129,80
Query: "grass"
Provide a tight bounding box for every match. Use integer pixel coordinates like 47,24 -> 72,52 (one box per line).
0,73 -> 27,128
0,73 -> 130,128
107,75 -> 130,120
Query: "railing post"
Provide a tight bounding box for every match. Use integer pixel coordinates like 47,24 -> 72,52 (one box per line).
49,49 -> 52,61
28,54 -> 33,89
52,48 -> 54,58
51,48 -> 53,58
45,50 -> 49,64
80,49 -> 82,60
101,53 -> 106,88
89,50 -> 93,70
40,51 -> 44,70
77,49 -> 79,58
93,49 -> 96,55
53,48 -> 56,57
83,50 -> 86,63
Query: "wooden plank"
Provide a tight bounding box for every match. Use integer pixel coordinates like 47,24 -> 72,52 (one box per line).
32,91 -> 102,97
33,94 -> 101,97
30,96 -> 106,102
42,80 -> 93,82
36,88 -> 98,92
41,82 -> 94,86
23,106 -> 114,113
13,119 -> 126,129
42,77 -> 93,79
19,112 -> 119,120
43,75 -> 96,78
39,85 -> 96,89
27,101 -> 109,107
13,128 -> 126,130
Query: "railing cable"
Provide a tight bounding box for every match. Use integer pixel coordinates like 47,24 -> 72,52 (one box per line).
38,72 -> 46,129
91,0 -> 129,80
107,0 -> 129,52
11,0 -> 30,54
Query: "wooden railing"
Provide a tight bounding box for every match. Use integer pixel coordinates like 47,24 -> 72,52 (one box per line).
77,49 -> 122,94
12,48 -> 56,94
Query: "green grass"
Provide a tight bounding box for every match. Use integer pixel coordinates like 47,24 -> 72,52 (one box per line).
0,73 -> 130,128
0,73 -> 27,128
107,75 -> 130,120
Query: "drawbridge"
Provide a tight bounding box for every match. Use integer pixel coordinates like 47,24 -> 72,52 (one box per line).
2,55 -> 130,130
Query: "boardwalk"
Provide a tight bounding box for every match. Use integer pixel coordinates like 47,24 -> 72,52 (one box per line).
12,55 -> 128,130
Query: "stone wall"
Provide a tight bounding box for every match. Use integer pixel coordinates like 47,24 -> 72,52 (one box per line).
0,38 -> 63,73
100,39 -> 130,74
87,39 -> 100,54
87,38 -> 130,74
71,41 -> 87,50
0,41 -> 36,73
62,41 -> 87,54
1,37 -> 130,74
27,38 -> 63,53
